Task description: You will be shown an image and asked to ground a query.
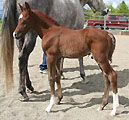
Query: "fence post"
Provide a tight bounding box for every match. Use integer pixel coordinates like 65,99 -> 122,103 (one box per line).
104,15 -> 107,30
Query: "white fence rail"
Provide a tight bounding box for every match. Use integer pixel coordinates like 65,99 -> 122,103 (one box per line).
84,12 -> 129,30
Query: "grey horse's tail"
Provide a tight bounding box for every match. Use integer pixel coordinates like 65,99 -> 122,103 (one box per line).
0,0 -> 17,92
108,33 -> 116,63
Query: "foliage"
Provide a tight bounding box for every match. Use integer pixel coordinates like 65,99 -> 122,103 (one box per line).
84,1 -> 129,20
0,18 -> 1,32
116,1 -> 129,17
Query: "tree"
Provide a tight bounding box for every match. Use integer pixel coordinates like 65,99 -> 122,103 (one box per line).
116,1 -> 129,16
106,5 -> 116,13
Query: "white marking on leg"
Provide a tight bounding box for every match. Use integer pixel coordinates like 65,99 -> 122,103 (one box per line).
19,14 -> 23,19
45,95 -> 55,112
110,93 -> 119,116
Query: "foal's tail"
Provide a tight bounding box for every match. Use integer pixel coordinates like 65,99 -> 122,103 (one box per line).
0,0 -> 17,92
108,33 -> 116,63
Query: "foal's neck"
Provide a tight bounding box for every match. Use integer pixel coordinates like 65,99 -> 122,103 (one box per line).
32,10 -> 59,38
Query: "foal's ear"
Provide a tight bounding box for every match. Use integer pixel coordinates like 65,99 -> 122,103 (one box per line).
18,3 -> 25,12
25,2 -> 31,12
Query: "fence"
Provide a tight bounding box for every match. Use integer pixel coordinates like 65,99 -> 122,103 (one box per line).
84,12 -> 129,31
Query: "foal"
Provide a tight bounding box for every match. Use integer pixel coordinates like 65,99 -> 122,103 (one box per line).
13,2 -> 119,116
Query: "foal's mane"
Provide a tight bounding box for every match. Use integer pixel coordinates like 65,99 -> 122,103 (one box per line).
32,10 -> 59,26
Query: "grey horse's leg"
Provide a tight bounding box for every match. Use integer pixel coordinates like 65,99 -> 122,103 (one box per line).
16,30 -> 37,101
60,58 -> 65,79
26,66 -> 34,92
60,57 -> 88,83
79,58 -> 89,83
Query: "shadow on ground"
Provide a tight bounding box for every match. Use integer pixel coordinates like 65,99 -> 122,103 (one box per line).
28,65 -> 129,114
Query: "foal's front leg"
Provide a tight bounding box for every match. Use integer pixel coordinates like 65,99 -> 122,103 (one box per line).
45,56 -> 56,112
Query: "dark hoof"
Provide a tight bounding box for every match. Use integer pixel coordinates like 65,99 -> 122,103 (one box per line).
81,78 -> 89,84
19,96 -> 29,102
80,74 -> 89,83
56,99 -> 61,105
61,74 -> 65,79
27,87 -> 34,93
27,86 -> 34,92
19,91 -> 29,101
56,96 -> 63,105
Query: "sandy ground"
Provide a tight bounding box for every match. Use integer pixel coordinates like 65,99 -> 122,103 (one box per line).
0,35 -> 129,120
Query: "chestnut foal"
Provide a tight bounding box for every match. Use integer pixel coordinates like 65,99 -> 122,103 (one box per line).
13,2 -> 119,116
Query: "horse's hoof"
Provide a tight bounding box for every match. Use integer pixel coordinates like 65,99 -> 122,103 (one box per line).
97,106 -> 103,111
45,106 -> 51,113
27,88 -> 34,94
19,96 -> 29,102
81,77 -> 89,84
29,86 -> 34,92
80,74 -> 89,84
56,100 -> 61,105
110,109 -> 116,116
23,97 -> 29,102
61,74 -> 65,79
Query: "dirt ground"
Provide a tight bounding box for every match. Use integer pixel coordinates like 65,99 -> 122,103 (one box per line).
0,35 -> 129,120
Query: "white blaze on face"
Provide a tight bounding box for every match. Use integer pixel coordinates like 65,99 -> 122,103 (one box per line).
19,14 -> 23,19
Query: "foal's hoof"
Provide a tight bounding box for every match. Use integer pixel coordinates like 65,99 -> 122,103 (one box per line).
110,109 -> 116,116
97,106 -> 103,111
45,106 -> 51,113
56,99 -> 61,105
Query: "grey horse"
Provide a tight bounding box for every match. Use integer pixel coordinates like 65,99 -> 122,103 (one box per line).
1,0 -> 108,100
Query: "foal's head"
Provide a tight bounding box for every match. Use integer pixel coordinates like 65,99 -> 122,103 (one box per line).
13,2 -> 33,39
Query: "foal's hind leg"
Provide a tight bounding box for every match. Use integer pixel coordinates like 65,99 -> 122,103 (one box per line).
97,73 -> 110,111
98,60 -> 119,115
55,58 -> 63,104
